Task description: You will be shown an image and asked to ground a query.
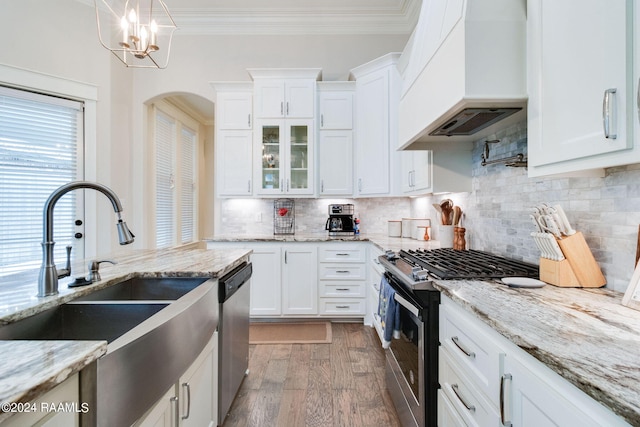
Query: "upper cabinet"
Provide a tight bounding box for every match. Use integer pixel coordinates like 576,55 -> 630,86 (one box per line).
527,0 -> 639,177
317,82 -> 355,196
255,118 -> 314,196
351,53 -> 402,197
211,83 -> 254,197
249,69 -> 321,119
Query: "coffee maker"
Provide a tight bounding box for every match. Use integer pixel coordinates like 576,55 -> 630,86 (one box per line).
325,204 -> 355,236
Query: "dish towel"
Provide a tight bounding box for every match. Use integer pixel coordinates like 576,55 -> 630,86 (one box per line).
377,276 -> 401,349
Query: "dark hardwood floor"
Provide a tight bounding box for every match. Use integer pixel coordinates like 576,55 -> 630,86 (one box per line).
222,322 -> 401,427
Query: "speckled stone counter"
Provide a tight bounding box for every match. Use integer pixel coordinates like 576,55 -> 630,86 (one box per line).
433,278 -> 640,426
206,232 -> 440,252
0,247 -> 251,418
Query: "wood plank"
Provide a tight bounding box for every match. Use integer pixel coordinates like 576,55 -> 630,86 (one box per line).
304,388 -> 334,427
332,388 -> 362,427
284,344 -> 311,390
331,337 -> 355,389
344,322 -> 367,348
247,389 -> 282,427
242,344 -> 274,390
262,359 -> 289,392
310,343 -> 331,360
307,359 -> 332,390
222,389 -> 259,427
275,389 -> 307,427
270,343 -> 293,360
354,372 -> 398,427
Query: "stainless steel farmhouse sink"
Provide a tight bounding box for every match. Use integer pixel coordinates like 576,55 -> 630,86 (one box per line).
0,276 -> 219,427
73,276 -> 208,301
0,302 -> 169,342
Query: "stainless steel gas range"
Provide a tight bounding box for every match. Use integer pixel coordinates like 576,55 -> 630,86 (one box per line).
378,248 -> 538,427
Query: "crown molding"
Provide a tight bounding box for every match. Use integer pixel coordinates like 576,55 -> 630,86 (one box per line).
170,1 -> 420,36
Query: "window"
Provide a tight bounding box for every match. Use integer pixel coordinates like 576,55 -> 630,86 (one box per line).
0,86 -> 84,278
153,104 -> 198,248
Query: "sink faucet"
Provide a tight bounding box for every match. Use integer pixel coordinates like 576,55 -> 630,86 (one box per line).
38,181 -> 135,297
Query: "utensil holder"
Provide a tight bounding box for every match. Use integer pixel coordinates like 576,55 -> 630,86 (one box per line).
539,232 -> 606,288
438,225 -> 454,248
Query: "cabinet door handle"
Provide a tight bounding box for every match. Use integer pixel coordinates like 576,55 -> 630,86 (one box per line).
451,384 -> 475,413
321,114 -> 324,127
603,88 -> 618,139
280,179 -> 284,192
286,179 -> 290,192
170,396 -> 179,427
280,101 -> 284,116
358,178 -> 362,192
286,102 -> 290,115
284,250 -> 287,264
181,382 -> 191,420
500,373 -> 513,427
248,180 -> 251,193
321,179 -> 324,193
451,336 -> 476,359
248,114 -> 251,128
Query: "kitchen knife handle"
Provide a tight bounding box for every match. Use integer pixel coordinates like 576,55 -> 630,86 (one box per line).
603,88 -> 618,139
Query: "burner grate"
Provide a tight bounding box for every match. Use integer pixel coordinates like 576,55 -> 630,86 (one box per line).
400,248 -> 539,280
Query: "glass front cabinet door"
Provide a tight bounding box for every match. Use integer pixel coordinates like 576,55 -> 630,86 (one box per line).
256,119 -> 314,195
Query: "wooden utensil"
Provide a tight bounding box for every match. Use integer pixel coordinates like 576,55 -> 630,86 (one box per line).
453,206 -> 462,226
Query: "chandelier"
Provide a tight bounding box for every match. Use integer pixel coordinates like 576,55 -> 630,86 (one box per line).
94,0 -> 177,69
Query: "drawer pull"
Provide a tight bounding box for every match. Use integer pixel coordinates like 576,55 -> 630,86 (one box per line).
335,270 -> 350,273
336,305 -> 350,309
451,336 -> 476,359
451,384 -> 475,413
336,288 -> 350,291
500,373 -> 513,427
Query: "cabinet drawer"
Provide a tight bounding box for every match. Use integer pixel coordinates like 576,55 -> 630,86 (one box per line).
438,389 -> 468,427
319,246 -> 366,263
319,264 -> 365,280
319,299 -> 366,315
319,281 -> 365,298
439,347 -> 500,427
440,296 -> 503,407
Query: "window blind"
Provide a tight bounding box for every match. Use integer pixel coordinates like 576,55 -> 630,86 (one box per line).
180,126 -> 196,244
0,86 -> 83,278
155,110 -> 176,249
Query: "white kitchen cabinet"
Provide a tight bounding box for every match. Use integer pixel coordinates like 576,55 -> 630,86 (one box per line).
216,130 -> 253,196
318,84 -> 354,130
366,244 -> 384,339
134,333 -> 218,427
179,333 -> 216,427
133,387 -> 176,427
1,374 -> 79,427
212,83 -> 254,197
401,150 -> 431,194
255,119 -> 314,196
351,53 -> 401,196
527,0 -> 639,177
318,243 -> 367,317
282,244 -> 318,315
247,245 -> 282,316
214,89 -> 252,130
318,130 -> 353,196
440,295 -> 630,427
400,147 -> 472,195
249,69 -> 320,119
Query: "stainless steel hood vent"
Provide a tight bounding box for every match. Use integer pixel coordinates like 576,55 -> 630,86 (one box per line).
429,108 -> 522,137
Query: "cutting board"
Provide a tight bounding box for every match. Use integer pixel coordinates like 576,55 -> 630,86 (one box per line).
556,232 -> 606,288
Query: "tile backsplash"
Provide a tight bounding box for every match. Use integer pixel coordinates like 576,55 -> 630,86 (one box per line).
218,197 -> 411,236
412,120 -> 640,293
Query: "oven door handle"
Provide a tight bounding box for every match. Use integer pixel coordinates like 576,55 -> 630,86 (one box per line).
394,292 -> 420,317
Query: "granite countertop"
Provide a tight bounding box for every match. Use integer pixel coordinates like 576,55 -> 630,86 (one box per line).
433,278 -> 640,426
205,232 -> 440,252
0,247 -> 251,418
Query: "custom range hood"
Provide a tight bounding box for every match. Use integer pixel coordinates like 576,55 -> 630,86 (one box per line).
398,0 -> 527,149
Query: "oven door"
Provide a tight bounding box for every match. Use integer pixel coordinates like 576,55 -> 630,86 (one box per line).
385,275 -> 425,427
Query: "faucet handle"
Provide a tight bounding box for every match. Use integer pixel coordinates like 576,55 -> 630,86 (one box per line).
87,259 -> 116,282
56,245 -> 73,279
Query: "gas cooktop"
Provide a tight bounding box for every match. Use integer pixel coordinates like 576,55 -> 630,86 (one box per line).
393,248 -> 539,281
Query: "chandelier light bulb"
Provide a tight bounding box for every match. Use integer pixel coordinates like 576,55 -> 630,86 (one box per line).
149,20 -> 159,51
119,16 -> 130,48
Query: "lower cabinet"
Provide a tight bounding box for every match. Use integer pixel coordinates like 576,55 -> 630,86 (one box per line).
134,332 -> 218,427
206,241 -> 368,319
439,295 -> 630,427
1,374 -> 80,427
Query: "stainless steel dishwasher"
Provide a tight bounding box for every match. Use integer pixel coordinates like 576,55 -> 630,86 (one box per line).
218,262 -> 252,426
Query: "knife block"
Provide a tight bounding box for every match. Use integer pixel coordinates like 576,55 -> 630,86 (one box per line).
539,232 -> 606,288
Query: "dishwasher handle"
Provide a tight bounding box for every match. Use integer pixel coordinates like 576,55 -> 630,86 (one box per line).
219,262 -> 252,302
